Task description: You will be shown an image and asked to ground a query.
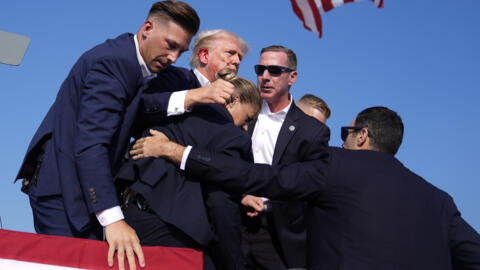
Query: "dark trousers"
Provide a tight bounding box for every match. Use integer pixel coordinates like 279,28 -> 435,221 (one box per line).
124,198 -> 216,270
242,215 -> 287,270
204,187 -> 244,270
28,183 -> 102,240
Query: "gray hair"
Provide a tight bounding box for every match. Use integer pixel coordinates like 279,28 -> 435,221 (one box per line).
189,29 -> 248,68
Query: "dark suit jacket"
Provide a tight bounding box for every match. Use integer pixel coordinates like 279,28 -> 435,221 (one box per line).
16,33 -> 175,232
116,103 -> 253,247
185,147 -> 480,269
133,67 -> 201,136
246,102 -> 330,267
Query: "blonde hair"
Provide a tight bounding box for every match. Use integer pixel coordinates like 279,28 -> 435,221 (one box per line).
189,30 -> 248,67
298,94 -> 331,119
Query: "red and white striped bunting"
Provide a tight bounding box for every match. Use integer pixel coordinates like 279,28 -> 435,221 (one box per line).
0,229 -> 202,270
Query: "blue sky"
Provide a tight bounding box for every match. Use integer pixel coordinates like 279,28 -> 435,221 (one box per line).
1,0 -> 479,233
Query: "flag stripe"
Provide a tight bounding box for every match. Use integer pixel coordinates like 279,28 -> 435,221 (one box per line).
0,259 -> 85,270
314,0 -> 326,14
308,0 -> 324,37
291,0 -> 312,31
321,0 -> 335,12
332,0 -> 346,9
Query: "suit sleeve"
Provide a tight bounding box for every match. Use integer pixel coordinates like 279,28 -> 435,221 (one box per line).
185,148 -> 329,201
212,130 -> 253,162
302,123 -> 330,161
74,59 -> 135,214
138,67 -> 198,125
447,195 -> 480,269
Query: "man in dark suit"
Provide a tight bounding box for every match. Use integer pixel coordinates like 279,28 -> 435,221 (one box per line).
143,106 -> 480,269
12,2 -> 230,269
131,30 -> 249,270
238,45 -> 329,269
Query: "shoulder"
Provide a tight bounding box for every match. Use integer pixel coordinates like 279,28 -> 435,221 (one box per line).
81,33 -> 136,63
289,103 -> 330,140
149,66 -> 199,91
74,33 -> 140,81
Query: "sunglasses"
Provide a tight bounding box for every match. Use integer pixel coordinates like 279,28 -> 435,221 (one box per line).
254,65 -> 293,76
341,126 -> 364,141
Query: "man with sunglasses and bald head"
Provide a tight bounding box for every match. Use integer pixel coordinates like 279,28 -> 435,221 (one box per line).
237,45 -> 330,269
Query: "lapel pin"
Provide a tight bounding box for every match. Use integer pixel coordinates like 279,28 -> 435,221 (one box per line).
289,125 -> 295,131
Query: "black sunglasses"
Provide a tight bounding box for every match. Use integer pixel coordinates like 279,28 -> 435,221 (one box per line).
341,126 -> 364,141
254,65 -> 293,76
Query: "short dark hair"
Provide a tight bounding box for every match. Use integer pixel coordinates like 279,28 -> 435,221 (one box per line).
298,94 -> 331,119
261,45 -> 297,70
148,1 -> 200,35
355,106 -> 404,155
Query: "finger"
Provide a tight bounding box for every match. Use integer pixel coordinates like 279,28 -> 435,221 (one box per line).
132,154 -> 143,160
150,129 -> 163,136
126,246 -> 136,270
131,139 -> 145,150
108,244 -> 116,267
133,241 -> 145,268
129,148 -> 144,156
117,247 -> 125,270
252,204 -> 263,212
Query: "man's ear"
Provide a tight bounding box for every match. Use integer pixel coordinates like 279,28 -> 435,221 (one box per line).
288,70 -> 298,86
198,48 -> 209,65
140,20 -> 154,40
356,128 -> 370,149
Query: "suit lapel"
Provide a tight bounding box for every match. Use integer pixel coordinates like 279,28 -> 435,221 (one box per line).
272,103 -> 300,165
190,69 -> 202,88
247,118 -> 257,138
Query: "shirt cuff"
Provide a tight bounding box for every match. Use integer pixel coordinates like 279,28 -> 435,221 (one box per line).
167,90 -> 190,116
261,197 -> 271,211
96,206 -> 124,227
180,145 -> 193,171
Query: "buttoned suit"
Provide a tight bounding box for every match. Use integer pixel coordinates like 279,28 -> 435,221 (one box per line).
16,33 -> 174,236
244,103 -> 330,268
184,147 -> 480,269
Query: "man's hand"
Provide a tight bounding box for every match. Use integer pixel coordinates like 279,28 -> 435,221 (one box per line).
130,129 -> 169,159
130,130 -> 186,165
105,220 -> 145,270
241,195 -> 265,217
185,79 -> 235,109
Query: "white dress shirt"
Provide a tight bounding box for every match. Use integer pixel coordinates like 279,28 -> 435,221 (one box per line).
251,99 -> 292,165
96,35 -> 195,227
250,98 -> 292,210
179,68 -> 210,170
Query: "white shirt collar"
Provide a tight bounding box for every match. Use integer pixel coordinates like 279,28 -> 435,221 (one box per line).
260,95 -> 293,117
193,68 -> 211,87
134,34 -> 156,80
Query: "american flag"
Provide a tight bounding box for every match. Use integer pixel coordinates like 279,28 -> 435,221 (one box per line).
290,0 -> 384,37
